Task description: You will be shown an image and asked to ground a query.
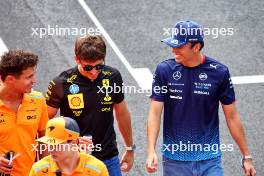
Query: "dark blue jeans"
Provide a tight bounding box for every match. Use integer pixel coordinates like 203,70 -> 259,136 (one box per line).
103,155 -> 122,176
163,156 -> 224,176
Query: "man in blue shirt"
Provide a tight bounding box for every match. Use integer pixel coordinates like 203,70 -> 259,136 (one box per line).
146,20 -> 256,176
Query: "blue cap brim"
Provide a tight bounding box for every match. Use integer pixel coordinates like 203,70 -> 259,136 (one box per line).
161,37 -> 187,48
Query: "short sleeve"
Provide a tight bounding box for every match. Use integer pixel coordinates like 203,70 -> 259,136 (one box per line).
219,68 -> 235,105
45,78 -> 64,108
113,71 -> 125,104
150,64 -> 167,102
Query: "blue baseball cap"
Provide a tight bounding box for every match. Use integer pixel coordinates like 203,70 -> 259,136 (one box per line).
162,20 -> 204,48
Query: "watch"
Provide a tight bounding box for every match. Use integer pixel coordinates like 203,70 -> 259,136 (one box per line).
240,155 -> 252,168
125,144 -> 136,151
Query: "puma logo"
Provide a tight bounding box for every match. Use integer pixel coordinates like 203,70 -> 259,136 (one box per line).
210,64 -> 218,69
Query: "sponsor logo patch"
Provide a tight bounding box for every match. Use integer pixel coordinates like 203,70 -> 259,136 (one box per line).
69,84 -> 79,94
173,71 -> 181,80
67,93 -> 84,109
199,73 -> 208,81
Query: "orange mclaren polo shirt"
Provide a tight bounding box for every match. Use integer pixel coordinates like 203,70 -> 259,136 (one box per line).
0,91 -> 48,176
29,152 -> 109,176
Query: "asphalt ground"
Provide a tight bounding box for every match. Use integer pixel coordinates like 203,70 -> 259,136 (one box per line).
0,0 -> 263,175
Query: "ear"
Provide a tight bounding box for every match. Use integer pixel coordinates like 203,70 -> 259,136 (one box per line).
75,56 -> 80,64
5,75 -> 16,83
193,43 -> 201,53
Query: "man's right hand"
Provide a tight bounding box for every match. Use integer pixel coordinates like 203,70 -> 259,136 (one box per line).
78,136 -> 94,153
145,151 -> 158,173
0,155 -> 12,174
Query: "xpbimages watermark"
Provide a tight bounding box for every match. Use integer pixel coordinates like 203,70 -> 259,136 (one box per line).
31,25 -> 101,38
162,142 -> 234,155
163,26 -> 234,39
31,143 -> 102,154
97,83 -> 167,95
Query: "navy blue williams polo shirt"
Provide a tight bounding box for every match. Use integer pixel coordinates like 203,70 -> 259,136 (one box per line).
151,56 -> 235,161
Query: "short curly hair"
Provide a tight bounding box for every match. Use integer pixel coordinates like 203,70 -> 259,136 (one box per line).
0,49 -> 38,81
74,35 -> 106,61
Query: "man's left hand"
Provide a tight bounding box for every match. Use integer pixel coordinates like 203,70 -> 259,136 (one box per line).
120,151 -> 134,172
243,159 -> 256,176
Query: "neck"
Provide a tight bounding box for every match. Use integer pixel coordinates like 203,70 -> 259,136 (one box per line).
56,152 -> 80,174
181,53 -> 204,67
0,84 -> 23,101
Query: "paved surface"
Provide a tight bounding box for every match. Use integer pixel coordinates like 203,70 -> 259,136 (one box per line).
0,0 -> 263,175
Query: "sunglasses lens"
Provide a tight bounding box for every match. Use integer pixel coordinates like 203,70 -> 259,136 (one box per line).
95,64 -> 104,70
83,64 -> 104,71
83,65 -> 93,71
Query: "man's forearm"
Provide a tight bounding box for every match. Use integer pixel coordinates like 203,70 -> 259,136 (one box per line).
147,101 -> 163,153
117,113 -> 133,146
226,116 -> 250,156
147,113 -> 161,153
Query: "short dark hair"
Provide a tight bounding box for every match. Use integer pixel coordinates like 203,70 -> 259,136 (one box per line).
74,35 -> 106,61
190,41 -> 204,51
0,49 -> 38,81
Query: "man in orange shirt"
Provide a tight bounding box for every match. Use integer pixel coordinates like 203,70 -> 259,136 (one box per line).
30,117 -> 109,176
0,49 -> 49,175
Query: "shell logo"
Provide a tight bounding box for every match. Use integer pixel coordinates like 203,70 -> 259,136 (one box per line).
71,97 -> 82,106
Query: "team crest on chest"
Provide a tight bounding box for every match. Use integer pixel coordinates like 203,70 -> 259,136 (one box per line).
102,79 -> 110,88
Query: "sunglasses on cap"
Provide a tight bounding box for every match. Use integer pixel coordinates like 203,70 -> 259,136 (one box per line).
83,64 -> 105,71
